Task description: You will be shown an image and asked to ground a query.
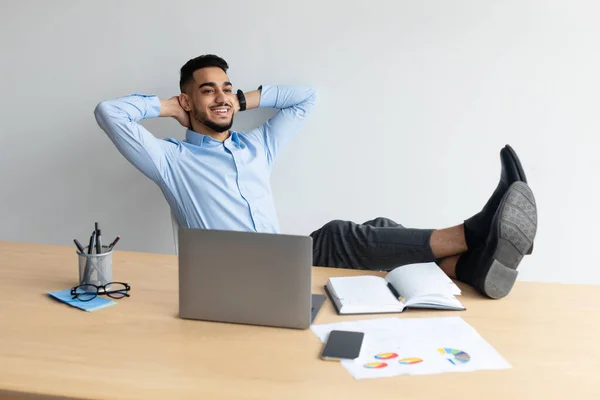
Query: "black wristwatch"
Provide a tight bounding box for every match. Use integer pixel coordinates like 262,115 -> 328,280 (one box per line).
236,89 -> 246,112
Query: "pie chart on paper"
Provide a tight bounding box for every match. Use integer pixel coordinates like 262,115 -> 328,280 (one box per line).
363,362 -> 388,369
437,348 -> 471,365
374,352 -> 398,360
398,357 -> 423,365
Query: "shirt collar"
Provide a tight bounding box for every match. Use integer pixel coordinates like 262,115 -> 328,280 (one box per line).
185,130 -> 241,147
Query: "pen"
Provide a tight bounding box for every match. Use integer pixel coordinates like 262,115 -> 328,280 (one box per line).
108,235 -> 120,251
94,222 -> 99,253
73,239 -> 85,253
96,229 -> 103,254
88,230 -> 96,255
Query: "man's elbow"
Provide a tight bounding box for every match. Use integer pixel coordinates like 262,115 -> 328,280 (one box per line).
93,100 -> 111,123
311,87 -> 318,103
304,86 -> 317,104
299,87 -> 317,115
94,100 -> 126,138
94,100 -> 125,128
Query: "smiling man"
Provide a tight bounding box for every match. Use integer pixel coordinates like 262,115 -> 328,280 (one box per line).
95,54 -> 538,299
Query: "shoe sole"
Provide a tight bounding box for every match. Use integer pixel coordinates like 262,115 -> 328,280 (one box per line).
504,144 -> 534,255
480,182 -> 537,299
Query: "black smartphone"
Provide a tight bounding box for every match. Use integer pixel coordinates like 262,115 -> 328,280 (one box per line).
320,330 -> 364,361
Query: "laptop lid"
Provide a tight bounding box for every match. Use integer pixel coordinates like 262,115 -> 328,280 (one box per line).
178,228 -> 314,329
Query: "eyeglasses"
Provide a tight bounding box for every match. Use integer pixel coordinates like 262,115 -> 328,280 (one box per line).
70,282 -> 131,302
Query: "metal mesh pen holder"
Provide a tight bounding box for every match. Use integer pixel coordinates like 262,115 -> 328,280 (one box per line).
78,246 -> 113,288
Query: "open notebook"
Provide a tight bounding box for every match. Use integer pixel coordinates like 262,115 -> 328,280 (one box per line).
325,262 -> 465,315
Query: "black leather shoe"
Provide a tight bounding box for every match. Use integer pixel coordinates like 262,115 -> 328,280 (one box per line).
504,144 -> 527,183
464,145 -> 525,249
472,181 -> 537,299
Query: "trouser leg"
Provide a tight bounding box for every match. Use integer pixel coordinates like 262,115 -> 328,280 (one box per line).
310,217 -> 435,271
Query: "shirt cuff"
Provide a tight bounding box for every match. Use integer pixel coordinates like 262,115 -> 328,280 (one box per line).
130,93 -> 161,119
258,85 -> 278,109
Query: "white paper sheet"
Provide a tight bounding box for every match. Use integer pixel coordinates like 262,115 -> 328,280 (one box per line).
311,316 -> 511,380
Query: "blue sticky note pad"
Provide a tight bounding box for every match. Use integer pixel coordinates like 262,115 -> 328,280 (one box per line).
48,289 -> 117,312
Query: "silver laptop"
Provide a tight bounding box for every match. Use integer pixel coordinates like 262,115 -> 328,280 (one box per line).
178,228 -> 326,329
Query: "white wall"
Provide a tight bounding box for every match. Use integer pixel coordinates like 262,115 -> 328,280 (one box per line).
1,0 -> 598,284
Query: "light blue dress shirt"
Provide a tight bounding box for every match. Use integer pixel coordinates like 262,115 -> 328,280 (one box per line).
94,85 -> 316,233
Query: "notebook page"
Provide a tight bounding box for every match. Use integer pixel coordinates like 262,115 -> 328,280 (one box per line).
328,276 -> 402,307
404,294 -> 465,310
385,262 -> 458,301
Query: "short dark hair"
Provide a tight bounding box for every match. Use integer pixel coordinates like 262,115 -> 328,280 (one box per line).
179,54 -> 229,92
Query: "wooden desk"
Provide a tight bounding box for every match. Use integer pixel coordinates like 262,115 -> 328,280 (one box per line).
0,241 -> 598,400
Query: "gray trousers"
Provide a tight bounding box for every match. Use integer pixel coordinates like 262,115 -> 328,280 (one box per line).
310,217 -> 435,271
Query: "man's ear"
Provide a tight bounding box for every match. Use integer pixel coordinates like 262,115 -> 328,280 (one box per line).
179,93 -> 192,112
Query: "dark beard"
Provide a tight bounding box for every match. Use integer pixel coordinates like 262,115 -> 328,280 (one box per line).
193,107 -> 234,133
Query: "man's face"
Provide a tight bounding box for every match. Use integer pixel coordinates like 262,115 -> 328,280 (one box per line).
186,67 -> 236,133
